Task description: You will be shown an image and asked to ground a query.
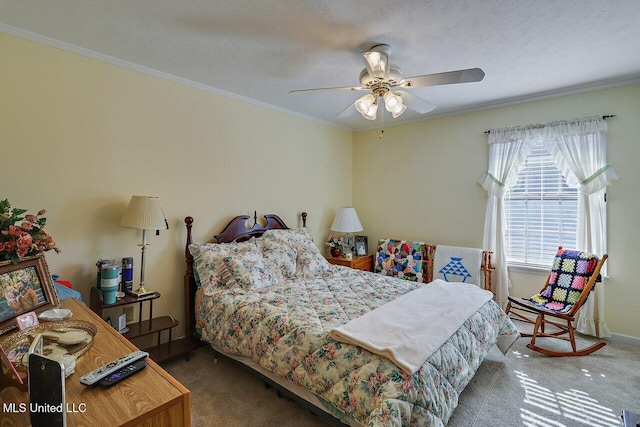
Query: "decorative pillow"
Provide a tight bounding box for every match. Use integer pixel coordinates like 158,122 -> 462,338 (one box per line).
189,240 -> 257,289
374,239 -> 426,282
263,228 -> 330,277
263,228 -> 313,246
223,248 -> 278,290
295,242 -> 331,277
529,248 -> 600,313
262,238 -> 297,278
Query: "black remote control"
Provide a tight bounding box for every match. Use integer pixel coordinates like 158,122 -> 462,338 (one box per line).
99,360 -> 147,387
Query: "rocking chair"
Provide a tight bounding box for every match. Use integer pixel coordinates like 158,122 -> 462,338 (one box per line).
506,247 -> 608,357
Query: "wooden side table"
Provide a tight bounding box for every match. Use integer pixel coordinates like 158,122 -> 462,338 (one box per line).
89,287 -> 200,363
326,254 -> 374,272
0,298 -> 191,427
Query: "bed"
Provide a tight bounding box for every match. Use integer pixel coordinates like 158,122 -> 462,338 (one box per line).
183,212 -> 519,426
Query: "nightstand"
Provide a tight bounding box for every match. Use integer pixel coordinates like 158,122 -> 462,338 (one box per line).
326,254 -> 374,272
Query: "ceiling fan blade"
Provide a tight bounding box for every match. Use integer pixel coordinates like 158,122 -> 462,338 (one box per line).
289,86 -> 365,94
399,68 -> 485,88
395,91 -> 437,114
336,102 -> 356,119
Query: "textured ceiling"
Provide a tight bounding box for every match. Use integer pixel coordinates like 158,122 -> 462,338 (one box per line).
1,1 -> 640,130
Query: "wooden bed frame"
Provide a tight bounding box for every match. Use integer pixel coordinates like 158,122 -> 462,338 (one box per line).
183,212 -> 496,425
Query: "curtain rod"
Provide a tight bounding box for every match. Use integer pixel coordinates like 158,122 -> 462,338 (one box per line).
483,115 -> 616,134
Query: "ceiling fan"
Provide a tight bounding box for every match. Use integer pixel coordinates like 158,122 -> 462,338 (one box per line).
290,44 -> 485,121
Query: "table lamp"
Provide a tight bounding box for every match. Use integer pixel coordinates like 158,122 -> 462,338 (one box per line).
120,196 -> 167,297
330,207 -> 363,256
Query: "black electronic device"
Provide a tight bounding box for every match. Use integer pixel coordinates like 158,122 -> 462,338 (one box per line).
28,353 -> 66,427
99,359 -> 147,387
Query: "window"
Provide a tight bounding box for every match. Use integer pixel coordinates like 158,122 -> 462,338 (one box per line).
504,138 -> 578,269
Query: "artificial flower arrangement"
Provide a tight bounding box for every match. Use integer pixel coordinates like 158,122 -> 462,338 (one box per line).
0,199 -> 60,264
325,234 -> 344,250
325,234 -> 344,257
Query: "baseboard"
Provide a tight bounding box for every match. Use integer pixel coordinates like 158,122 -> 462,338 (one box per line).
608,333 -> 640,347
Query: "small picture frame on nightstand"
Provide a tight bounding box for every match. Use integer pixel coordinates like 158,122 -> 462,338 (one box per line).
355,236 -> 368,256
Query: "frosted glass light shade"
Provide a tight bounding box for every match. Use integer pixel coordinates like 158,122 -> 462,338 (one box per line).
330,207 -> 363,233
355,94 -> 378,121
363,51 -> 389,80
120,196 -> 166,230
383,91 -> 402,110
383,91 -> 407,118
390,103 -> 407,118
355,94 -> 375,114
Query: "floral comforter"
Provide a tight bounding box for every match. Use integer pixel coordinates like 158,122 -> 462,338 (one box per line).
197,265 -> 519,426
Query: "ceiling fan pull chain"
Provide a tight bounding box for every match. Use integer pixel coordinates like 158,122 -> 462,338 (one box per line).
379,108 -> 384,140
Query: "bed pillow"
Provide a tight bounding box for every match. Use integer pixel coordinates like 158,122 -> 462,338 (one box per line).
263,228 -> 330,277
262,238 -> 297,278
189,240 -> 257,289
223,248 -> 278,290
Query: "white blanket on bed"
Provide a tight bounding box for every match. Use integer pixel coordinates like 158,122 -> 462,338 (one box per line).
328,279 -> 493,374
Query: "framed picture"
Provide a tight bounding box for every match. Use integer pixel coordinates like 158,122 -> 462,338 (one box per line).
0,254 -> 59,335
15,311 -> 39,330
355,235 -> 368,256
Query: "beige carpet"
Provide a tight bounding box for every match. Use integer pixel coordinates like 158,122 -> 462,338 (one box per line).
162,329 -> 640,426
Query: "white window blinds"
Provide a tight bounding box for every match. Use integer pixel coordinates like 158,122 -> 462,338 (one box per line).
504,138 -> 578,269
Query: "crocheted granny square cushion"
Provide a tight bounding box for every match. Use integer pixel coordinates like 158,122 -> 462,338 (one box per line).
529,248 -> 600,313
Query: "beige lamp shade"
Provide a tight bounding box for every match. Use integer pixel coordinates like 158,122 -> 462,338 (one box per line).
330,207 -> 363,233
120,196 -> 166,230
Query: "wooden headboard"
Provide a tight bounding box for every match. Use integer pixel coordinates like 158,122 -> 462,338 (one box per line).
183,212 -> 307,338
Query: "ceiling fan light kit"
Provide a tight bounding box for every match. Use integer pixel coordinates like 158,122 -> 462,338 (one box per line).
355,94 -> 378,120
290,43 -> 485,123
383,91 -> 407,118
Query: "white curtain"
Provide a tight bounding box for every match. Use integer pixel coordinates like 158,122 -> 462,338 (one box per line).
543,116 -> 619,337
480,116 -> 618,336
478,126 -> 533,308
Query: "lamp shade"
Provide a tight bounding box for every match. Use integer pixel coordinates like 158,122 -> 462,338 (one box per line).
120,196 -> 166,230
330,207 -> 363,233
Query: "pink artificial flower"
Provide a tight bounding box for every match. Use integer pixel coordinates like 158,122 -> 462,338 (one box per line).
21,221 -> 33,230
16,232 -> 33,255
8,225 -> 22,237
25,214 -> 37,222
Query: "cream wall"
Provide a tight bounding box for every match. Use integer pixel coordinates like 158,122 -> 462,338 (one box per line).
354,83 -> 640,340
0,32 -> 353,339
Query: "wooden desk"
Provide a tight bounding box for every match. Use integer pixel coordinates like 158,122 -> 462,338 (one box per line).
0,298 -> 191,427
326,254 -> 374,272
